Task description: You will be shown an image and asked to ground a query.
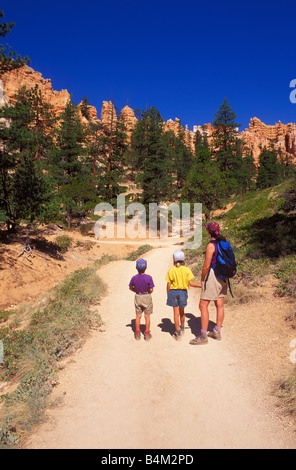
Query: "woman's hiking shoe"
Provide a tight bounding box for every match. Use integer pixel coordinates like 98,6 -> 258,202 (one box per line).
144,332 -> 152,341
173,330 -> 182,341
189,334 -> 208,345
134,332 -> 141,340
208,329 -> 222,340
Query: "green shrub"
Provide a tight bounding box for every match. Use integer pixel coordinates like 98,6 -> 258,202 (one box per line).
55,235 -> 72,253
0,310 -> 10,324
273,256 -> 296,298
274,369 -> 296,420
125,244 -> 153,261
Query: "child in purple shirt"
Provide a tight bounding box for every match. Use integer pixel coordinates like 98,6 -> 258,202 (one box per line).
129,258 -> 154,341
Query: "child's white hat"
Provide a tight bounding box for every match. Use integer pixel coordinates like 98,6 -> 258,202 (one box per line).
173,250 -> 185,261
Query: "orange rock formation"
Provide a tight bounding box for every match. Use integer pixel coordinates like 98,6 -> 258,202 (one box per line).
1,65 -> 296,165
1,65 -> 70,114
241,117 -> 296,164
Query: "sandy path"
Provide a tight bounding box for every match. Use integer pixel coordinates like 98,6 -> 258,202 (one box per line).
25,243 -> 296,449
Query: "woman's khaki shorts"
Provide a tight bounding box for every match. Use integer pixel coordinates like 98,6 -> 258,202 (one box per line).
134,293 -> 153,315
200,268 -> 227,301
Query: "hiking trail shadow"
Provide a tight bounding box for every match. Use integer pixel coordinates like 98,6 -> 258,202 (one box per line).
186,313 -> 215,336
157,317 -> 175,335
126,319 -> 147,335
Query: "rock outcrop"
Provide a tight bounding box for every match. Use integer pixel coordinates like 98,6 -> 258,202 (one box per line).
1,65 -> 296,165
241,117 -> 296,164
1,65 -> 70,114
119,104 -> 137,137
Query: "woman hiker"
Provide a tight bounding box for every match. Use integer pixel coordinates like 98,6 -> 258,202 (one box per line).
189,221 -> 228,345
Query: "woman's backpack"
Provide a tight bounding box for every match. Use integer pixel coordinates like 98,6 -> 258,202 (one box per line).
214,240 -> 237,281
205,240 -> 237,297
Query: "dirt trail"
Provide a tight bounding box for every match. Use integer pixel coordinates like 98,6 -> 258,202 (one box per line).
25,242 -> 296,449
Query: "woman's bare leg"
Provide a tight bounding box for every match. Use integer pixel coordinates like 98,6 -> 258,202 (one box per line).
214,297 -> 224,328
199,299 -> 210,332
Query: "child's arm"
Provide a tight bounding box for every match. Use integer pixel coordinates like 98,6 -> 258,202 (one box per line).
166,282 -> 171,295
129,285 -> 136,293
189,280 -> 202,288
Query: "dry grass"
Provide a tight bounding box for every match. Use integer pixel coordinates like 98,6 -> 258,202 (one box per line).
0,256 -> 113,447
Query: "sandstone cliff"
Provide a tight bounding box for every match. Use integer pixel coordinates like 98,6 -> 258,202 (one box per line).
241,117 -> 296,164
1,65 -> 70,114
1,65 -> 296,165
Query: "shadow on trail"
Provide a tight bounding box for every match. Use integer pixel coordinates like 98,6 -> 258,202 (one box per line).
185,313 -> 215,336
126,315 -> 216,338
157,313 -> 216,337
126,319 -> 147,335
157,317 -> 175,335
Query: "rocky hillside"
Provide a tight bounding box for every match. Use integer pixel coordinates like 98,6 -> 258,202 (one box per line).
1,64 -> 296,164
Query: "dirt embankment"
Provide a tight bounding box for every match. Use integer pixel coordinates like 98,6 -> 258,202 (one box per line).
0,225 -> 136,311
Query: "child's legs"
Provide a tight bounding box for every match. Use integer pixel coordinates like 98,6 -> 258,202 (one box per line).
214,297 -> 224,328
173,306 -> 185,331
144,314 -> 151,332
179,307 -> 185,328
173,307 -> 180,330
135,314 -> 142,332
199,299 -> 210,332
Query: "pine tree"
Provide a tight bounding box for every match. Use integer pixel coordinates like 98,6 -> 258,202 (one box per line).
49,99 -> 98,226
130,106 -> 173,205
194,127 -> 211,165
256,146 -> 281,189
212,98 -> 241,173
0,10 -> 30,74
12,151 -> 50,223
182,160 -> 229,217
50,99 -> 86,187
172,124 -> 194,191
96,111 -> 127,203
277,147 -> 296,181
86,120 -> 102,176
0,86 -> 56,229
80,96 -> 91,120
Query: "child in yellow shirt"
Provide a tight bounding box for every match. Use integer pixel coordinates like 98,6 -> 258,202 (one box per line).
165,250 -> 201,341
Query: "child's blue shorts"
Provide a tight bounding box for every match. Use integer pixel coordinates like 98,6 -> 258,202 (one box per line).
167,289 -> 188,308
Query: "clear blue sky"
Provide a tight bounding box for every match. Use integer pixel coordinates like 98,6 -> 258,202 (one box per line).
1,0 -> 296,131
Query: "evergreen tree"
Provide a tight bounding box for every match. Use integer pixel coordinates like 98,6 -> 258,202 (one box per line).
182,160 -> 230,217
194,127 -> 211,165
58,176 -> 97,228
96,111 -> 127,202
0,10 -> 30,74
50,99 -> 86,187
212,98 -> 241,173
256,146 -> 281,189
194,129 -> 204,155
173,124 -> 194,191
130,106 -> 172,204
49,99 -> 97,226
241,152 -> 256,191
86,120 -> 102,176
0,86 -> 56,229
80,96 -> 91,120
277,147 -> 296,181
12,151 -> 50,223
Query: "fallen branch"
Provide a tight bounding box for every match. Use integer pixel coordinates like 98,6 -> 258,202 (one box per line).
18,225 -> 35,264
